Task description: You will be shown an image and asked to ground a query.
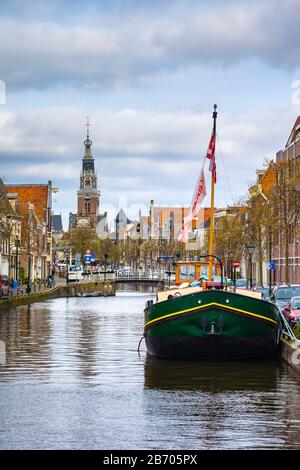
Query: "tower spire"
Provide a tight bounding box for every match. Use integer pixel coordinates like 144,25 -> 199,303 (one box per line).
86,115 -> 90,140
84,116 -> 93,159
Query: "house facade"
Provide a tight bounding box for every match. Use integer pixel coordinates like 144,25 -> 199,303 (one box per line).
0,178 -> 21,279
273,116 -> 300,284
5,181 -> 53,280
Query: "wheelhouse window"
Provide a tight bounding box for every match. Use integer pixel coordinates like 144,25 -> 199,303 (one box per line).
179,264 -> 196,280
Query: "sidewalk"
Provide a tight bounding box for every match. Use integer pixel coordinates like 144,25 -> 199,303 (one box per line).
0,278 -> 116,311
0,282 -> 55,299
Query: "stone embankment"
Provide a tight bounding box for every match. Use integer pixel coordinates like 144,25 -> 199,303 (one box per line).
0,280 -> 116,311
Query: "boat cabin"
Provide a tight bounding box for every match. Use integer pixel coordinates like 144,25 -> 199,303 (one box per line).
175,260 -> 221,285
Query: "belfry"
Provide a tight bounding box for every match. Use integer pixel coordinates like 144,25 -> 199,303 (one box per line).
76,117 -> 100,228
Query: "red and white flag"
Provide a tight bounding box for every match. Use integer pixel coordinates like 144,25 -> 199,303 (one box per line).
206,131 -> 216,183
185,167 -> 207,223
180,222 -> 188,243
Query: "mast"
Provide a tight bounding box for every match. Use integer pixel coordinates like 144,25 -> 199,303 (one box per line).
208,104 -> 218,281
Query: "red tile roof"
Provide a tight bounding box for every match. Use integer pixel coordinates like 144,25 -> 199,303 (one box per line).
5,184 -> 49,224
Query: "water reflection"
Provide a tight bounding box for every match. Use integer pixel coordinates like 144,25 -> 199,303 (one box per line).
0,303 -> 52,379
116,282 -> 157,294
1,292 -> 300,449
143,356 -> 300,449
144,356 -> 279,392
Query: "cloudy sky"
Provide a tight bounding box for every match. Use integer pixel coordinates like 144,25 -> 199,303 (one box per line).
0,0 -> 300,229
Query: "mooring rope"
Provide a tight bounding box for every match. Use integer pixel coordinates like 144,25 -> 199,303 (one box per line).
137,335 -> 145,355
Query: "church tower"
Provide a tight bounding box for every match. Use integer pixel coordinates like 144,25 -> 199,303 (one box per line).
76,117 -> 100,228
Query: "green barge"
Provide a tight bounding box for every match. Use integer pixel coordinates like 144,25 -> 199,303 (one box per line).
144,261 -> 282,360
144,287 -> 281,360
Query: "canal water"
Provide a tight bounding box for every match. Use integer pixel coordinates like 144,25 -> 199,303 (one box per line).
1,285 -> 300,450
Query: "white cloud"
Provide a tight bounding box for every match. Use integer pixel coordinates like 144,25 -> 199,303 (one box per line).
0,0 -> 299,92
0,104 -> 297,226
3,162 -> 78,180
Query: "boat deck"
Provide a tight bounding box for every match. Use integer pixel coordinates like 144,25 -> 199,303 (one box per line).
156,286 -> 263,303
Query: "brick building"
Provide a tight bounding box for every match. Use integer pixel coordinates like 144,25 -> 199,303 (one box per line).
249,116 -> 300,285
0,178 -> 21,279
273,116 -> 300,284
5,181 -> 53,280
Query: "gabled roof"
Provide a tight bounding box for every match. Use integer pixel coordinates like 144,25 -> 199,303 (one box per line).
0,178 -> 15,216
5,184 -> 49,224
52,214 -> 63,232
116,208 -> 131,224
286,116 -> 300,147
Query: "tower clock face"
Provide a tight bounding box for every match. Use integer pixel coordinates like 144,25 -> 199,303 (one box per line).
85,177 -> 91,187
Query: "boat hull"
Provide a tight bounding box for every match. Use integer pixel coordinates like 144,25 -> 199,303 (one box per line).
144,290 -> 281,360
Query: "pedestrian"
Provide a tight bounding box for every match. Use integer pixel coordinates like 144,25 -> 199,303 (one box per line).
47,275 -> 52,288
11,279 -> 18,296
1,281 -> 9,297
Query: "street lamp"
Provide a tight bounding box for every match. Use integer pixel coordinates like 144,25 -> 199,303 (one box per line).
200,254 -> 224,289
65,249 -> 70,284
228,249 -> 234,281
26,251 -> 32,294
104,253 -> 109,282
246,245 -> 256,289
15,238 -> 20,282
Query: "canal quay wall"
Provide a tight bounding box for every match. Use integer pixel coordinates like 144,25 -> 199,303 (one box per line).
0,280 -> 116,311
280,336 -> 300,374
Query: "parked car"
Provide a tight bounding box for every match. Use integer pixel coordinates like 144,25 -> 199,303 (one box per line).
235,279 -> 247,289
283,296 -> 300,326
68,265 -> 84,282
270,285 -> 300,311
252,286 -> 270,300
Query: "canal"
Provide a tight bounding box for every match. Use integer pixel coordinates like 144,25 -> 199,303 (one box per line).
1,285 -> 300,450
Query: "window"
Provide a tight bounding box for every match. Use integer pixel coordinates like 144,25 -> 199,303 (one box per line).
179,264 -> 196,280
85,201 -> 91,213
1,238 -> 9,255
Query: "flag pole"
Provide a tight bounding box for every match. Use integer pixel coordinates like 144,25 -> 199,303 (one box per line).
208,104 -> 217,281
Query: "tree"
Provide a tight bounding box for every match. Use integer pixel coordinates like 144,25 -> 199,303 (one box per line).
242,192 -> 277,286
67,227 -> 98,257
213,211 -> 245,278
268,160 -> 300,283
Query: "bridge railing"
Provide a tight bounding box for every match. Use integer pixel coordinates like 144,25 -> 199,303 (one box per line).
66,270 -> 171,282
115,270 -> 165,281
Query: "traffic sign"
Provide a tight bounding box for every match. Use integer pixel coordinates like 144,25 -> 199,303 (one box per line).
91,253 -> 96,262
85,255 -> 91,263
232,261 -> 240,268
269,261 -> 276,271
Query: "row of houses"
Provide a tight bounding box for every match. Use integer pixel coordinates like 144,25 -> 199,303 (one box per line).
0,179 -> 60,282
114,202 -> 240,250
